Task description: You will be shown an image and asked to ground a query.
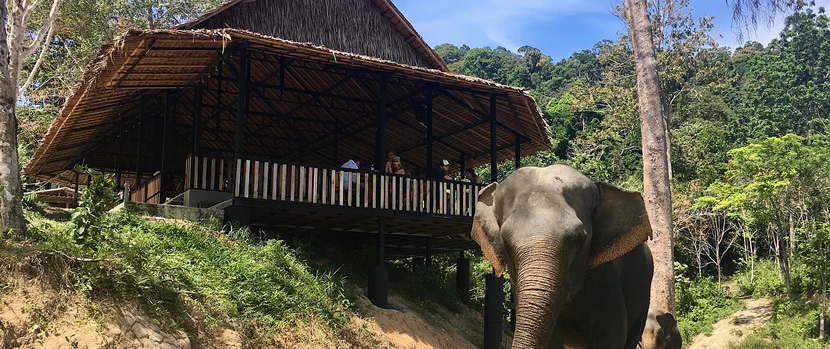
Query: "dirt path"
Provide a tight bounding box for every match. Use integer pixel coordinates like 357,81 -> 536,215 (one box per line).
687,298 -> 773,349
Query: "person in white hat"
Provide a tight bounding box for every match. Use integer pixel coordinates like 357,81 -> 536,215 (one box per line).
430,159 -> 452,180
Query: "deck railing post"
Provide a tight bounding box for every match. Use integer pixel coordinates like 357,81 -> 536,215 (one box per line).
235,44 -> 250,163
515,135 -> 521,169
456,251 -> 470,304
425,86 -> 433,182
484,271 -> 504,349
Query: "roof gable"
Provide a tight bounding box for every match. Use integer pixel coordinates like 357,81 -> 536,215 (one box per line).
174,0 -> 447,71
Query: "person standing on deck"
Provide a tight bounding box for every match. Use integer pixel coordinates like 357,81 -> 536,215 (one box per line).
341,155 -> 360,190
431,159 -> 452,180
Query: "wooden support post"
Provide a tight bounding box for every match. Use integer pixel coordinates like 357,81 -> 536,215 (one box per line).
115,114 -> 123,187
456,252 -> 471,304
484,272 -> 504,349
135,97 -> 145,188
235,45 -> 250,161
489,95 -> 498,183
459,153 -> 466,179
369,217 -> 389,308
194,84 -> 203,155
160,91 -> 171,203
73,170 -> 80,205
374,74 -> 389,170
515,135 -> 521,169
425,86 -> 434,173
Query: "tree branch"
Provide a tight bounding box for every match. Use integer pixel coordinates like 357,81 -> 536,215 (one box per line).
22,0 -> 60,58
17,22 -> 53,99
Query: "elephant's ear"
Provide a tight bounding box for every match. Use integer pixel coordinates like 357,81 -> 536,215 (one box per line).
471,182 -> 506,277
588,182 -> 652,268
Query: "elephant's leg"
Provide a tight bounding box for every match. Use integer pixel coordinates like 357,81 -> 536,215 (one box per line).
586,266 -> 628,348
624,307 -> 648,349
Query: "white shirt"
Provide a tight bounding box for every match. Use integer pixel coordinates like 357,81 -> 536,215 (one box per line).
341,159 -> 358,189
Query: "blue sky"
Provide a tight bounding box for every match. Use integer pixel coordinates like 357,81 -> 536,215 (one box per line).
394,0 -> 830,62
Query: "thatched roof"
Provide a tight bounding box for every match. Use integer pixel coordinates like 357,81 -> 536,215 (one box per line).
25,29 -> 550,184
173,0 -> 448,71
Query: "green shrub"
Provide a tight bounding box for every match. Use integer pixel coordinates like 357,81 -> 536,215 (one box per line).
675,263 -> 743,343
22,211 -> 351,338
70,169 -> 118,251
735,259 -> 786,297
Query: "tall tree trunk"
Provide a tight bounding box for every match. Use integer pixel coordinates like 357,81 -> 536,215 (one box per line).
0,2 -> 28,237
821,267 -> 826,340
625,0 -> 675,313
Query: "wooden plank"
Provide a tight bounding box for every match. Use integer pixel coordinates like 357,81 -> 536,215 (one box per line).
339,171 -> 344,206
364,173 -> 369,208
391,176 -> 396,210
185,156 -> 191,190
440,182 -> 446,214
372,173 -> 379,208
355,171 -> 360,207
219,159 -> 225,191
253,161 -> 260,198
308,167 -> 315,203
405,179 -> 410,211
244,160 -> 251,198
347,171 -> 353,207
193,156 -> 199,189
462,183 -> 467,216
297,166 -> 306,202
290,165 -> 296,201
426,181 -> 431,214
280,164 -> 287,201
322,169 -> 328,204
330,170 -> 336,205
312,168 -> 318,204
210,158 -> 216,190
234,159 -> 241,196
262,162 -> 269,200
202,158 -> 208,190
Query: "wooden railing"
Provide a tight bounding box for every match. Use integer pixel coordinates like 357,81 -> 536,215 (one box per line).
130,174 -> 162,204
184,155 -> 483,217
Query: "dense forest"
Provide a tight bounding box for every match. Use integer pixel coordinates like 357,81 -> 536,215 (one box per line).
9,0 -> 830,346
433,1 -> 830,345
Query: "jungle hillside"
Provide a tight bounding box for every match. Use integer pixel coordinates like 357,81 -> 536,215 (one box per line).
5,0 -> 830,347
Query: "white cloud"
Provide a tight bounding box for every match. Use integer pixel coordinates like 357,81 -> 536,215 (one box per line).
718,0 -> 830,48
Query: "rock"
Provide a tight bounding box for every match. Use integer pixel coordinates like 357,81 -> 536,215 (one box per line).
107,325 -> 122,337
177,336 -> 192,349
147,321 -> 160,333
132,322 -> 149,339
148,330 -> 164,343
31,324 -> 40,334
158,342 -> 178,349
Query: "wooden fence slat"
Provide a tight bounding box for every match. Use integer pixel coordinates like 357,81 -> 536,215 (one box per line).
313,168 -> 319,204
253,161 -> 260,198
272,163 -> 278,200
355,171 -> 361,207
290,165 -> 296,201
263,162 -> 269,200
363,173 -> 369,208
307,167 -> 314,203
322,169 -> 328,204
372,174 -> 377,208
210,158 -> 216,190
243,160 -> 250,198
297,166 -> 306,202
202,158 -> 208,190
339,171 -> 345,205
280,164 -> 287,201
234,159 -> 241,196
331,171 -> 336,205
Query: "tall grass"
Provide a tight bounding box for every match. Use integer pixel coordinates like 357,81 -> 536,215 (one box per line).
13,208 -> 351,339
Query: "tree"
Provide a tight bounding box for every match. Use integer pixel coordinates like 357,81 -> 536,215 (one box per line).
1,0 -> 61,236
624,0 -> 676,313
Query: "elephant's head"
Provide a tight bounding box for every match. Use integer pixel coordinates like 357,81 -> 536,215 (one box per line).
641,307 -> 681,349
471,165 -> 652,348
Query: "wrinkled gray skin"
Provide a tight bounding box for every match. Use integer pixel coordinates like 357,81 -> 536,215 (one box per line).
472,164 -> 654,348
640,306 -> 682,349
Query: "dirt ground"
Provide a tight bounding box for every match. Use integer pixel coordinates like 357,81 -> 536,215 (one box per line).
0,274 -> 499,348
687,298 -> 773,349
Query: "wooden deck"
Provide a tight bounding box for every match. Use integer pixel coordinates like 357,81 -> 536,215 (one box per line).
183,155 -> 483,257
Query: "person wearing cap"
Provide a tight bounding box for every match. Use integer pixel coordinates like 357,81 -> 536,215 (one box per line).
431,159 -> 452,180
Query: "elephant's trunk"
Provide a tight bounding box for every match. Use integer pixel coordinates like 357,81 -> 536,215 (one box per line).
511,238 -> 567,349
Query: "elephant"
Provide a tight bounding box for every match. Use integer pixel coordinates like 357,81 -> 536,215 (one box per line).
640,306 -> 682,349
471,164 -> 654,348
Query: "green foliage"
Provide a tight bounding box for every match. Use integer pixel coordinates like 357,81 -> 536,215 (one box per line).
70,169 -> 119,250
735,259 -> 787,298
675,263 -> 744,342
22,211 -> 351,338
